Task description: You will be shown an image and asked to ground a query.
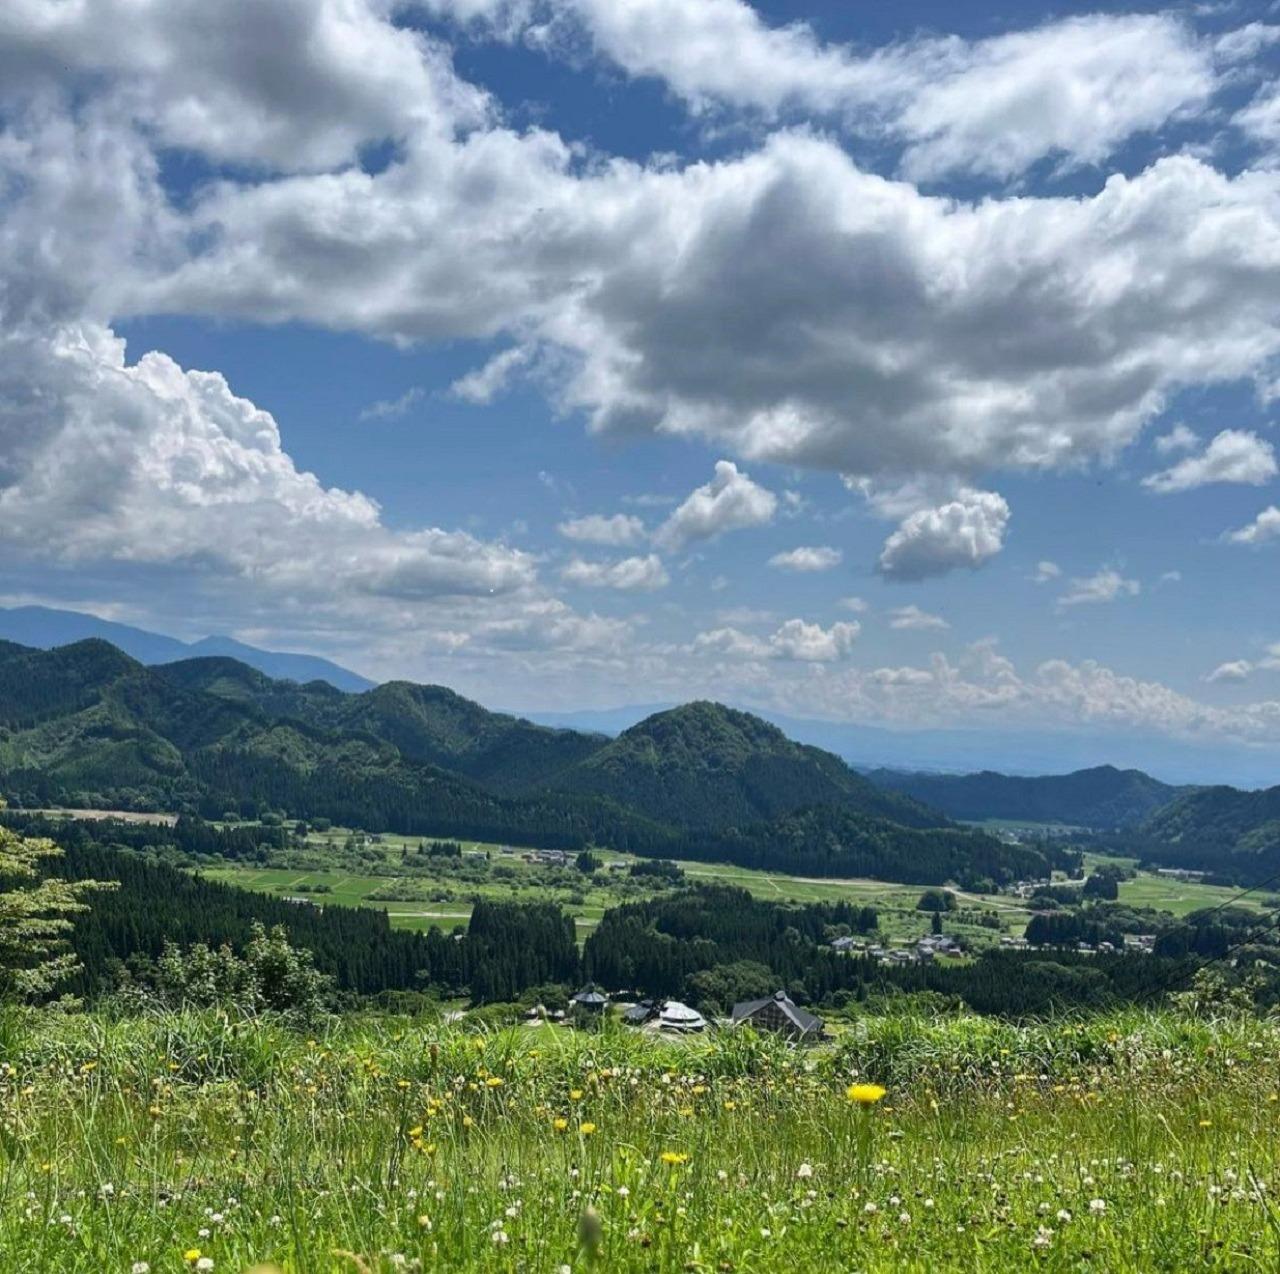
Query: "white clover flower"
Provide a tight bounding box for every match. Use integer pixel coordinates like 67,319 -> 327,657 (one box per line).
196,1261 -> 214,1272
1089,1199 -> 1106,1215
796,1163 -> 814,1180
1056,1209 -> 1072,1223
491,1230 -> 509,1245
131,1263 -> 150,1274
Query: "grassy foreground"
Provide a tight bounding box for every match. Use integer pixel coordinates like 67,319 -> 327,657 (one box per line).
1,1009 -> 1278,1272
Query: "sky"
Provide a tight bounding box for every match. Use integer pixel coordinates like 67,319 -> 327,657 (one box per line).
2,0 -> 1280,782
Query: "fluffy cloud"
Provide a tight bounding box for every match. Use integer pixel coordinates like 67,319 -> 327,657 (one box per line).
767,545 -> 842,572
1032,560 -> 1061,583
557,513 -> 646,546
560,554 -> 669,591
888,605 -> 949,631
0,0 -> 489,171
653,461 -> 777,552
878,490 -> 1009,581
450,347 -> 531,403
1057,569 -> 1141,608
439,3 -> 1217,180
0,321 -> 540,612
1226,506 -> 1280,545
1143,429 -> 1278,493
693,617 -> 859,662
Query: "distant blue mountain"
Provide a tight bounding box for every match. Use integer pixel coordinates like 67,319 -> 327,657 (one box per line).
0,606 -> 374,692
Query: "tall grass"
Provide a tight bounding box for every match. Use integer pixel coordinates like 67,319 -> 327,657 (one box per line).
1,1006 -> 1277,1271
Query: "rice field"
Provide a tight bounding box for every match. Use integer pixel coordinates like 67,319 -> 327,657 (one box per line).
1,1006 -> 1278,1271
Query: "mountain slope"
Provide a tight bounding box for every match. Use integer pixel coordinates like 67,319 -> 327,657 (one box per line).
551,701 -> 943,830
1140,784 -> 1280,876
0,605 -> 373,692
867,764 -> 1188,828
155,661 -> 605,794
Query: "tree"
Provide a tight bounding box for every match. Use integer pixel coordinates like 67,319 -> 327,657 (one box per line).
0,811 -> 111,1001
931,910 -> 943,935
917,889 -> 955,913
576,849 -> 602,874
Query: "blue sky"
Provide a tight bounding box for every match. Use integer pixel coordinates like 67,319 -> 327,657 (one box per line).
3,0 -> 1280,781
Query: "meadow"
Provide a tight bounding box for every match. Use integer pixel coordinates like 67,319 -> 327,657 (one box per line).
1,1005 -> 1277,1272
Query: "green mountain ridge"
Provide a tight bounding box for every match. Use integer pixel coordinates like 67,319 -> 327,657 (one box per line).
868,764 -> 1190,829
551,700 -> 939,830
0,638 -> 1052,886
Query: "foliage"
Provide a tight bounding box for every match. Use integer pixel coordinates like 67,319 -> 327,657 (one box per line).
0,811 -> 110,1001
156,923 -> 332,1018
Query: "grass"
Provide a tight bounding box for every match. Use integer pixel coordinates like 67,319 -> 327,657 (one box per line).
2,1005 -> 1279,1271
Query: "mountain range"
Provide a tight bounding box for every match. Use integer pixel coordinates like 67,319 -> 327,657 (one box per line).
0,605 -> 374,692
0,637 -> 1047,887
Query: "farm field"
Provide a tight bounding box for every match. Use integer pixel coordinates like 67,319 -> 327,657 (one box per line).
193,833 -> 1270,949
2,1005 -> 1278,1272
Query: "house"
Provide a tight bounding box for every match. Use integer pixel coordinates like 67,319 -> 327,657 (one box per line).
731,990 -> 823,1040
658,1000 -> 707,1033
621,999 -> 660,1027
831,935 -> 861,953
570,984 -> 609,1016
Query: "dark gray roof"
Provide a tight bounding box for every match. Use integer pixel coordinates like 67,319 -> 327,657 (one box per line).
731,989 -> 823,1035
572,984 -> 609,1006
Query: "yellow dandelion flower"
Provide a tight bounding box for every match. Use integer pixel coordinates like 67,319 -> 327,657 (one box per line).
660,1151 -> 690,1165
579,1121 -> 597,1135
485,1077 -> 504,1088
569,1089 -> 584,1101
407,1126 -> 423,1139
184,1250 -> 201,1264
1198,1119 -> 1212,1128
846,1084 -> 887,1105
553,1118 -> 569,1132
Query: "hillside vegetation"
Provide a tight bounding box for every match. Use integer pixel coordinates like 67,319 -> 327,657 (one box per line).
0,639 -> 1054,887
551,701 -> 937,830
869,763 -> 1187,828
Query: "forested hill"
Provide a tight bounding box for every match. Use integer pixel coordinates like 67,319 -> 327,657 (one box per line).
0,638 -> 1053,886
1139,783 -> 1280,875
158,658 -> 604,794
549,701 -> 939,830
867,764 -> 1188,829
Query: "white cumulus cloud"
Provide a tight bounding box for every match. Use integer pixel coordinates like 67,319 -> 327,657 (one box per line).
768,545 -> 842,572
1056,569 -> 1141,608
653,460 -> 777,552
1143,429 -> 1277,493
557,513 -> 646,546
878,490 -> 1009,581
888,605 -> 949,631
560,554 -> 669,591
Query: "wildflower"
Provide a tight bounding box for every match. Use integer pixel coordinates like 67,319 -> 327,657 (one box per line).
491,1230 -> 509,1245
486,1077 -> 503,1088
196,1262 -> 213,1273
796,1162 -> 814,1179
1089,1199 -> 1106,1215
661,1151 -> 690,1165
1056,1209 -> 1072,1223
847,1084 -> 887,1105
579,1122 -> 597,1135
183,1252 -> 201,1265
1033,1226 -> 1053,1249
553,1118 -> 569,1132
132,1264 -> 150,1274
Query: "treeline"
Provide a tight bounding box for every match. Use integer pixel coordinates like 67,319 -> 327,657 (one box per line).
583,885 -> 1191,1016
687,806 -> 1068,889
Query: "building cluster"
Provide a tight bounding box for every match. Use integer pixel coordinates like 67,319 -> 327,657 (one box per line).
831,932 -> 962,964
519,849 -> 574,867
545,985 -> 826,1040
